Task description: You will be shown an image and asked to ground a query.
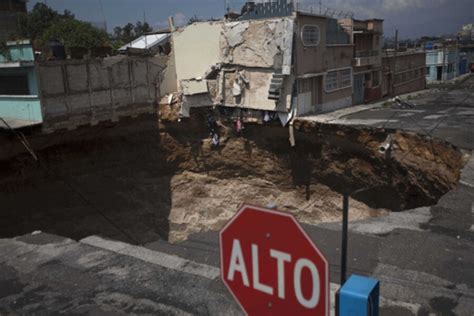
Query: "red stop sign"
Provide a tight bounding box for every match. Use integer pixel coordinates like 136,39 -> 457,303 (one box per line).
220,205 -> 329,316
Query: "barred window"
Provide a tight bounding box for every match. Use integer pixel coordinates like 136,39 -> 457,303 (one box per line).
340,69 -> 352,88
298,78 -> 312,93
325,68 -> 352,92
301,25 -> 320,47
325,71 -> 338,91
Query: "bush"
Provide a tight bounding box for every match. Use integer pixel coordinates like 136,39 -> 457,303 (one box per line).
40,19 -> 110,49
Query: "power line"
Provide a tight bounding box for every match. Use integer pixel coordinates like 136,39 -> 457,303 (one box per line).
98,0 -> 107,32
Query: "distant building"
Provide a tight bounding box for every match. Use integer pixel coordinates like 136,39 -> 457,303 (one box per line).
458,52 -> 469,75
458,44 -> 474,74
339,18 -> 384,104
382,51 -> 426,97
425,42 -> 459,82
458,23 -> 474,41
0,0 -> 27,39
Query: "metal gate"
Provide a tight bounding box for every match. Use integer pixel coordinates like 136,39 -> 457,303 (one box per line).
354,74 -> 365,105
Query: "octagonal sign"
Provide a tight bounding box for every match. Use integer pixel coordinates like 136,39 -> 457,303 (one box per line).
220,204 -> 329,316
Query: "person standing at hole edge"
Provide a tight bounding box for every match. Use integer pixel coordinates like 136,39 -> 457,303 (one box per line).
207,111 -> 220,147
235,117 -> 243,137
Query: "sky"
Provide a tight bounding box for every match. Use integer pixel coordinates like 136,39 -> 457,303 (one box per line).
29,0 -> 473,39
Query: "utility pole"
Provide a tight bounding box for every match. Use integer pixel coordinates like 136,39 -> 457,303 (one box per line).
393,29 -> 398,96
340,193 -> 349,285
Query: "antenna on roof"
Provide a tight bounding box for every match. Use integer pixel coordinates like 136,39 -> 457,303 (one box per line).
98,0 -> 107,32
144,11 -> 148,50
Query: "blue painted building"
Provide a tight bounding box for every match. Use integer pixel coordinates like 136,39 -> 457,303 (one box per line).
0,40 -> 43,129
459,53 -> 468,75
425,44 -> 459,83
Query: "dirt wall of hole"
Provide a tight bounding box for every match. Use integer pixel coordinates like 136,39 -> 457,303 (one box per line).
0,109 -> 466,214
159,110 -> 465,212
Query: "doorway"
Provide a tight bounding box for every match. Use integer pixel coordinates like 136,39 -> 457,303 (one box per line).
437,66 -> 443,81
354,74 -> 365,105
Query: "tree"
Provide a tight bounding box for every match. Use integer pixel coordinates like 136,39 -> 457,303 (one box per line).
134,22 -> 153,37
17,3 -> 77,41
40,19 -> 109,49
113,21 -> 154,46
16,3 -> 109,49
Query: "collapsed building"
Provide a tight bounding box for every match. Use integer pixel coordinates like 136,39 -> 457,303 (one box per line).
168,4 -> 356,125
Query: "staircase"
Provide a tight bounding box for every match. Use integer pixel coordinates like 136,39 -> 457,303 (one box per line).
268,72 -> 285,100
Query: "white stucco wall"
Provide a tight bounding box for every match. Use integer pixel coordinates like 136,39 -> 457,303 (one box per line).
173,22 -> 223,82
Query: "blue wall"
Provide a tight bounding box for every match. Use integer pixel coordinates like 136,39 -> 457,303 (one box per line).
0,96 -> 42,123
0,41 -> 42,124
459,55 -> 468,75
0,41 -> 35,63
426,49 -> 459,82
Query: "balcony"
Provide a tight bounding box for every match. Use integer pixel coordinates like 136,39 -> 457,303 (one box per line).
354,50 -> 380,67
0,96 -> 43,129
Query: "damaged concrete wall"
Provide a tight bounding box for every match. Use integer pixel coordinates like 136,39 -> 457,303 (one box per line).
213,17 -> 294,112
39,56 -> 165,132
221,17 -> 294,73
176,18 -> 295,116
160,53 -> 178,97
173,22 -> 223,84
219,69 -> 290,112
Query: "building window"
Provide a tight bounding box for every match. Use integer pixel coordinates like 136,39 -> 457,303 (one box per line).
340,69 -> 352,87
325,72 -> 338,91
301,25 -> 320,47
298,78 -> 312,93
447,63 -> 454,73
426,67 -> 430,75
0,75 -> 29,95
324,68 -> 352,92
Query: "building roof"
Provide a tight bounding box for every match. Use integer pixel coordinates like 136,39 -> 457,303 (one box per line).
383,50 -> 426,58
119,33 -> 170,52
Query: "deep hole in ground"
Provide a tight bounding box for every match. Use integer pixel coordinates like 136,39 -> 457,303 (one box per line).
0,109 -> 467,244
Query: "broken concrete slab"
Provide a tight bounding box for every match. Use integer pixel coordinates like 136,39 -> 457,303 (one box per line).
220,17 -> 294,70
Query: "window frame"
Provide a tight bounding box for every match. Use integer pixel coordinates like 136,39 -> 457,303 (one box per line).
324,67 -> 353,93
301,24 -> 321,47
0,74 -> 30,96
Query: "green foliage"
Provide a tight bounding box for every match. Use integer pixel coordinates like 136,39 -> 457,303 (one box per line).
0,38 -> 11,61
39,19 -> 109,49
134,22 -> 153,37
18,3 -> 70,41
17,3 -> 108,49
113,21 -> 153,44
14,3 -> 155,50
